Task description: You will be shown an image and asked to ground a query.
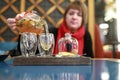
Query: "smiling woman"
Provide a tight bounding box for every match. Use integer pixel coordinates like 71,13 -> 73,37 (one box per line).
54,1 -> 93,58
65,9 -> 83,32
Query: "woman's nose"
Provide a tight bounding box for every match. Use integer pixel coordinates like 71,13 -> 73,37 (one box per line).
72,14 -> 77,19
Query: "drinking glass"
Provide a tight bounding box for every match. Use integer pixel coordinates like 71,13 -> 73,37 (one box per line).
38,33 -> 55,56
20,32 -> 37,57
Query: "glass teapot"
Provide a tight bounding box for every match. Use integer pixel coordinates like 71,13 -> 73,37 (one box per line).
16,10 -> 49,34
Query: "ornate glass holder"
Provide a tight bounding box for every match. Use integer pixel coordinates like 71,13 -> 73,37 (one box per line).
57,33 -> 78,57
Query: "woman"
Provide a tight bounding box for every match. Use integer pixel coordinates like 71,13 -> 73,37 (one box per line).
7,1 -> 93,58
53,1 -> 93,58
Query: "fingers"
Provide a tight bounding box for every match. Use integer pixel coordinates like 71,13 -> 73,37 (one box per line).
12,26 -> 17,30
7,18 -> 17,29
7,18 -> 16,26
7,12 -> 26,31
7,18 -> 16,23
15,12 -> 25,20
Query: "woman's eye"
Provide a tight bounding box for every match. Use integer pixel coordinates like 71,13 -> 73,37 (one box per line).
69,12 -> 74,15
78,13 -> 82,16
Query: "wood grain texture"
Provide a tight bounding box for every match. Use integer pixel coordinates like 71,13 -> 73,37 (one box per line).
13,56 -> 91,66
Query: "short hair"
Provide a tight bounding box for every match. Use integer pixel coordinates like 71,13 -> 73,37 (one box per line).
64,1 -> 88,25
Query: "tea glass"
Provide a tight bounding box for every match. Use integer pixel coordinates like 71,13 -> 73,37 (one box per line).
20,32 -> 37,57
38,33 -> 55,56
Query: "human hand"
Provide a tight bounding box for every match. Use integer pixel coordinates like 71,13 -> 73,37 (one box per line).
7,12 -> 26,30
7,18 -> 17,30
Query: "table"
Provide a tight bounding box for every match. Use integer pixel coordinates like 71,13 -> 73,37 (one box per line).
0,58 -> 120,80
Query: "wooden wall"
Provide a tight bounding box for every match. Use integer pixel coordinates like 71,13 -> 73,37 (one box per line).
0,0 -> 87,42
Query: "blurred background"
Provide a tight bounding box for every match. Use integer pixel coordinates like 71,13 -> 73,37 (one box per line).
0,0 -> 120,58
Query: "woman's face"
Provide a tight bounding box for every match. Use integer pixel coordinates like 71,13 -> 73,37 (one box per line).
65,9 -> 83,32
